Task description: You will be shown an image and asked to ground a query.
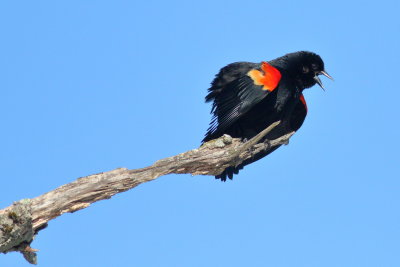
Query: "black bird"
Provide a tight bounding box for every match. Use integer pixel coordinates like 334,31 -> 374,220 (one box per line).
202,51 -> 332,181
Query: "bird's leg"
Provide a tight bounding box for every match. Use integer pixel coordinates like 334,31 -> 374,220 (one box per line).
282,139 -> 289,145
230,121 -> 281,167
237,121 -> 281,154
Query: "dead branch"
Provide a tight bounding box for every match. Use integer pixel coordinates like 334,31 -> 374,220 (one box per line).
0,121 -> 294,264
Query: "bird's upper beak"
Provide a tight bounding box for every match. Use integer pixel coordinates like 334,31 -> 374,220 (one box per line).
314,70 -> 333,90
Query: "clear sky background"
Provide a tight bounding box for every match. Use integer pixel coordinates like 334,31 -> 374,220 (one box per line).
1,1 -> 399,266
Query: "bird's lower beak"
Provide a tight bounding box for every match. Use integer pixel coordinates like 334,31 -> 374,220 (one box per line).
314,75 -> 325,90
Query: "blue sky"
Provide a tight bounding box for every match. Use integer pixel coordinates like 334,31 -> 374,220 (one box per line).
1,1 -> 399,266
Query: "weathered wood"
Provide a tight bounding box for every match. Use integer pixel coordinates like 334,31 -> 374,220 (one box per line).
0,121 -> 294,264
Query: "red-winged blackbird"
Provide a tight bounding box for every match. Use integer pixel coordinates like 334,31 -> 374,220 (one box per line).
202,51 -> 332,181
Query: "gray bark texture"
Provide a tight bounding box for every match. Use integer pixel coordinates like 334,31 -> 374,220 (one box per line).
0,121 -> 293,264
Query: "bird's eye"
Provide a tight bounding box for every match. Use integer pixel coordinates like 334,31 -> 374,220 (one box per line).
302,66 -> 309,73
311,63 -> 318,70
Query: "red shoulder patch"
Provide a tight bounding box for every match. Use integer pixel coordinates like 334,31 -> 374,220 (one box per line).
299,94 -> 308,112
247,61 -> 281,92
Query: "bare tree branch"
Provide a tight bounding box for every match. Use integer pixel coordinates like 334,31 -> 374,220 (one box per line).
0,121 -> 294,264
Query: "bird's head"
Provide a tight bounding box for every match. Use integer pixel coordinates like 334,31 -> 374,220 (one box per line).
274,51 -> 333,90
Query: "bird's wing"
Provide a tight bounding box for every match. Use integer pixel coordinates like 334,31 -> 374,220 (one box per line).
204,61 -> 282,138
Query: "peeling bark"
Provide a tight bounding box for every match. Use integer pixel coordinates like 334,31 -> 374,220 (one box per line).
0,121 -> 293,264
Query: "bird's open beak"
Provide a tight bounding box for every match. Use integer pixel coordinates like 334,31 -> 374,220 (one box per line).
314,70 -> 333,90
